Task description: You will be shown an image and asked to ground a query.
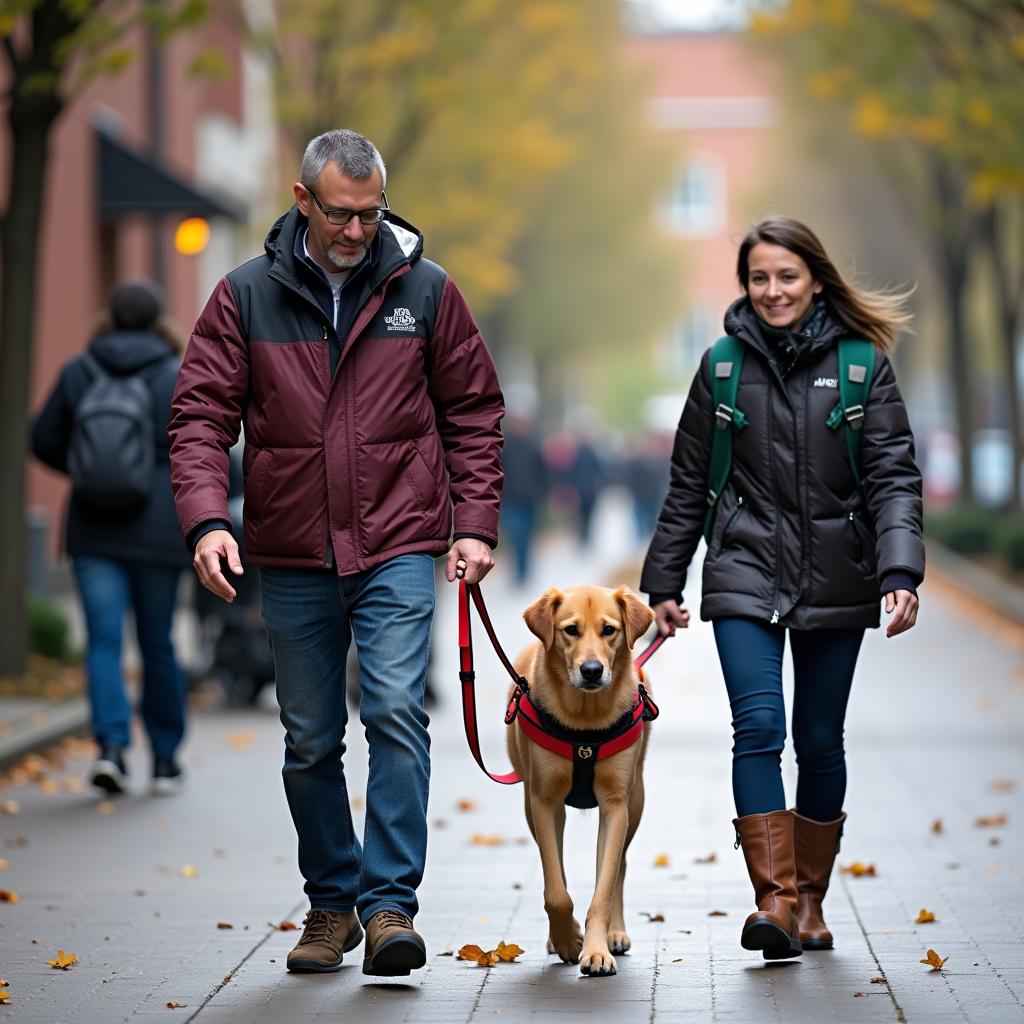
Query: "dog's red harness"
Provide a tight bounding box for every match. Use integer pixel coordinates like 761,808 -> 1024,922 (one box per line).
458,581 -> 664,806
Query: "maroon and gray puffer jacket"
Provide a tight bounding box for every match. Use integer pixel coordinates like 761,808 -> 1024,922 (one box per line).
169,206 -> 504,573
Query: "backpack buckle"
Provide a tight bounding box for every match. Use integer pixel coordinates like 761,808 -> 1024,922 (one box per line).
706,488 -> 718,507
714,403 -> 734,429
844,404 -> 865,430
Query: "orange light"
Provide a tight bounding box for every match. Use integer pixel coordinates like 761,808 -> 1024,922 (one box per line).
175,217 -> 210,255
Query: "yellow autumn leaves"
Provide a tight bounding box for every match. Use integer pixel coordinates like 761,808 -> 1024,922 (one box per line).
457,941 -> 525,966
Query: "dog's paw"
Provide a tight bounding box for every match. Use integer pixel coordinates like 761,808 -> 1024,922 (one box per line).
580,949 -> 617,976
548,930 -> 583,964
608,930 -> 631,954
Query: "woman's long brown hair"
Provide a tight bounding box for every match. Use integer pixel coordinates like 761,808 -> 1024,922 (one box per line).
736,217 -> 913,353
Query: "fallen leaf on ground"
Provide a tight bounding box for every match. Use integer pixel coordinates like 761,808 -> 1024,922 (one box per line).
707,910 -> 728,917
990,779 -> 1016,793
990,837 -> 1002,846
0,989 -> 9,1004
694,852 -> 717,864
0,891 -> 18,903
915,909 -> 936,924
226,731 -> 254,751
640,912 -> 665,922
457,798 -> 477,812
38,779 -> 59,795
47,949 -> 78,970
0,859 -> 7,869
1,801 -> 19,816
870,976 -> 885,984
274,921 -> 298,931
495,941 -> 524,962
458,944 -> 499,966
974,813 -> 1008,828
931,819 -> 943,834
350,797 -> 364,811
653,853 -> 670,867
471,834 -> 507,846
4,838 -> 27,848
920,949 -> 949,971
672,957 -> 683,963
97,801 -> 116,815
841,861 -> 877,876
854,992 -> 868,997
61,778 -> 84,793
180,866 -> 198,878
167,1001 -> 183,1008
437,950 -> 454,957
216,922 -> 233,930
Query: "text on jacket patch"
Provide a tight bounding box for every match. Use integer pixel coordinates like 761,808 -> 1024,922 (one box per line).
813,377 -> 838,388
385,307 -> 417,331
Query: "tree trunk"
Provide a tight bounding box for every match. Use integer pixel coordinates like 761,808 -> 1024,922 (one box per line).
0,87 -> 63,674
980,201 -> 1024,514
929,159 -> 977,506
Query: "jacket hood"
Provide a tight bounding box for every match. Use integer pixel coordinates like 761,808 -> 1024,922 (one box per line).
87,330 -> 175,374
724,296 -> 846,359
264,206 -> 425,285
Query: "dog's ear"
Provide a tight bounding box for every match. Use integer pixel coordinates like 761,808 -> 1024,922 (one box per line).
613,586 -> 655,648
523,588 -> 564,649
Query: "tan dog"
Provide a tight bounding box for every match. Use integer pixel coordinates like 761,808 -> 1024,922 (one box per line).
507,585 -> 655,977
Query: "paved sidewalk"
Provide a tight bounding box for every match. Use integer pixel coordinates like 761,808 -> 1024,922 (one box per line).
0,492 -> 1022,1022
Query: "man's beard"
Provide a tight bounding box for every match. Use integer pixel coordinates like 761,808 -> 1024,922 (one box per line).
326,242 -> 368,270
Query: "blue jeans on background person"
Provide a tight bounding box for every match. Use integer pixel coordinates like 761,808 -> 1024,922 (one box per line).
502,500 -> 538,585
259,553 -> 435,925
712,617 -> 864,822
72,556 -> 186,758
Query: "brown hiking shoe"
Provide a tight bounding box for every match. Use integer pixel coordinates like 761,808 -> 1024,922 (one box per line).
362,910 -> 426,976
286,909 -> 363,973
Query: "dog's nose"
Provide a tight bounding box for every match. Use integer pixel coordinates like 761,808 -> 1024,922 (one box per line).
579,660 -> 604,685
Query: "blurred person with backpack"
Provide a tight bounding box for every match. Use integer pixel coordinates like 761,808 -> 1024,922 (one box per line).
31,279 -> 189,797
640,218 -> 924,962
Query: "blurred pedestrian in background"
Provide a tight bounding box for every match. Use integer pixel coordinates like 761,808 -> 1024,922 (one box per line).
566,429 -> 606,548
500,407 -> 548,586
623,431 -> 670,544
169,129 -> 503,978
641,217 -> 923,962
31,279 -> 189,797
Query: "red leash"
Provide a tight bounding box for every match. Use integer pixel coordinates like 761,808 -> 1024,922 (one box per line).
457,580 -> 670,785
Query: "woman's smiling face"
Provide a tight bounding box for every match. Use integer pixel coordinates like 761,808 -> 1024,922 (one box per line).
745,242 -> 822,329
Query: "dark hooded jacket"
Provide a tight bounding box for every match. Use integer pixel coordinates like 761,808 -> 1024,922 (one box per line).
640,297 -> 924,630
31,331 -> 185,566
168,206 -> 504,573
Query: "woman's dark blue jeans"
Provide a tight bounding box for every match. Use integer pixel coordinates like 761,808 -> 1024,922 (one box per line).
72,556 -> 186,758
712,617 -> 864,822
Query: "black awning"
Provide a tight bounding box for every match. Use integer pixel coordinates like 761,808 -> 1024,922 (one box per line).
97,128 -> 245,221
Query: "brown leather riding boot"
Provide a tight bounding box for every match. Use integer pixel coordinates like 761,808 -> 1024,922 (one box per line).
733,810 -> 802,960
792,809 -> 846,950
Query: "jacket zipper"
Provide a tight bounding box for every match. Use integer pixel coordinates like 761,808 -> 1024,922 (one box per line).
848,510 -> 864,564
720,496 -> 744,551
766,399 -> 782,624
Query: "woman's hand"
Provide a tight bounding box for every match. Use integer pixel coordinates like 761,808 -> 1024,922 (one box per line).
653,599 -> 690,637
884,589 -> 918,638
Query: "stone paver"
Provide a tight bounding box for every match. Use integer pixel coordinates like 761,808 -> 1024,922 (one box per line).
0,491 -> 1022,1022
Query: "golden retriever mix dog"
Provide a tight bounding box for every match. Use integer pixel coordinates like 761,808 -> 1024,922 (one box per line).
507,585 -> 655,977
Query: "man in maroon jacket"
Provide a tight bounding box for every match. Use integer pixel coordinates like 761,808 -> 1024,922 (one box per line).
169,129 -> 504,977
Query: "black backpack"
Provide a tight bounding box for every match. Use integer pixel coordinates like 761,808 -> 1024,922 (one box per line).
67,353 -> 158,511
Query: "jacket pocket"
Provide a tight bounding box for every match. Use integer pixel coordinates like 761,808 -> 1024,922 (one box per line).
846,510 -> 874,573
718,495 -> 746,555
245,448 -> 271,518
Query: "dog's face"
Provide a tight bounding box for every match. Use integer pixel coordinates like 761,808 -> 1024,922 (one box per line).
523,586 -> 655,693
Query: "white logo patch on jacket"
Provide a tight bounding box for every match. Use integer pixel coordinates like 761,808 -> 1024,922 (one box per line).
813,377 -> 838,389
384,307 -> 417,332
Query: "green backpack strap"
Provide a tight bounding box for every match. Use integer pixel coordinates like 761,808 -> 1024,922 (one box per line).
703,335 -> 747,542
825,338 -> 875,488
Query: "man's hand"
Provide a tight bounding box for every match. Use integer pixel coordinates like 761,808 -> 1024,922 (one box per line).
446,538 -> 494,584
884,589 -> 918,638
194,529 -> 244,602
653,599 -> 690,637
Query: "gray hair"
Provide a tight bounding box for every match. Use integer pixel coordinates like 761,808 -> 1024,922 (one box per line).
299,129 -> 387,189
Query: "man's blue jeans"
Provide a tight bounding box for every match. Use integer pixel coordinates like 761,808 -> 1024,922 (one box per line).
259,553 -> 434,925
72,556 -> 186,758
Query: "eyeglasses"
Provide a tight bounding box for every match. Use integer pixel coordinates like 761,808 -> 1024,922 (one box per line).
306,187 -> 389,226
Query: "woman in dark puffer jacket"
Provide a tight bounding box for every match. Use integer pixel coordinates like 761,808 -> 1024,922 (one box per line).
641,217 -> 923,961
